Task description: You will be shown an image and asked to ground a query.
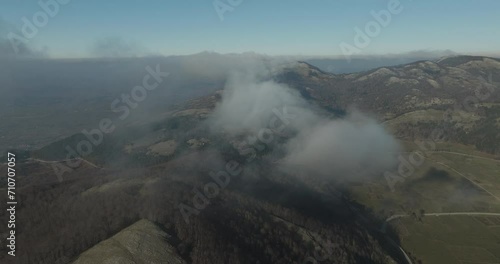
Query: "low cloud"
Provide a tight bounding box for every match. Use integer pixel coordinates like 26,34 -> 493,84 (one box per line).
283,111 -> 399,180
209,63 -> 400,181
209,70 -> 314,133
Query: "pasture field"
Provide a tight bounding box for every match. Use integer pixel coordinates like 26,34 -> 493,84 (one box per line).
394,215 -> 500,264
349,141 -> 500,263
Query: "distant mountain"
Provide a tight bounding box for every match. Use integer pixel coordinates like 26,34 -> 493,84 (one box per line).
277,56 -> 500,155
304,50 -> 458,74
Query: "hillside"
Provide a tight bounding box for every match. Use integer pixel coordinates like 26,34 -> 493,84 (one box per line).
72,219 -> 186,264
276,56 -> 500,155
0,152 -> 399,264
3,55 -> 499,264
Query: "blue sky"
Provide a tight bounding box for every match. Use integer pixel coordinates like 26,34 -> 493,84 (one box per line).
2,0 -> 500,58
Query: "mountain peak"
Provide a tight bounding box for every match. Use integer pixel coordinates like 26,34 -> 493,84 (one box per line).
435,55 -> 500,67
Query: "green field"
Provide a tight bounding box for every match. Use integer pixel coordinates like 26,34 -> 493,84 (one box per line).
349,141 -> 500,263
394,215 -> 500,264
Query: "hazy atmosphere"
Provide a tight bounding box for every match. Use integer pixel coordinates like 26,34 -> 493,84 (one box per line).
2,0 -> 500,58
1,1 -> 500,264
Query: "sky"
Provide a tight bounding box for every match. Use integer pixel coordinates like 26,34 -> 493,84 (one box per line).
1,0 -> 500,58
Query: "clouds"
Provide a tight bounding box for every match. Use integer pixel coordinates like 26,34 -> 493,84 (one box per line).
209,64 -> 400,181
209,71 -> 313,133
283,111 -> 400,180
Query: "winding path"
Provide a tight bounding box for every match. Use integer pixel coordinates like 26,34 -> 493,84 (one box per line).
382,212 -> 500,232
27,158 -> 103,169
